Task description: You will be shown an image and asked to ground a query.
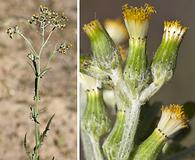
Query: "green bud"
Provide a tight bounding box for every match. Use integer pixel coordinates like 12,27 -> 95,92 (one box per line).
124,38 -> 148,94
83,20 -> 121,70
122,4 -> 155,94
151,21 -> 187,82
81,88 -> 111,140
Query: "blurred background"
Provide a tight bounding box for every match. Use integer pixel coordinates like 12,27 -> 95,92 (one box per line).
0,0 -> 76,159
80,0 -> 195,158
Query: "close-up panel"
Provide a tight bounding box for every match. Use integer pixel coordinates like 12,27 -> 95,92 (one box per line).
0,0 -> 77,159
80,0 -> 195,160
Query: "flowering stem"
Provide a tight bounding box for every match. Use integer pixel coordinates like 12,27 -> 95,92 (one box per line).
117,101 -> 141,160
39,29 -> 54,56
33,56 -> 41,160
18,33 -> 37,57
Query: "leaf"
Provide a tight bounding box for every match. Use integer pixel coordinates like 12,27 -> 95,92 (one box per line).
38,114 -> 55,148
30,106 -> 40,124
23,133 -> 32,160
40,68 -> 51,78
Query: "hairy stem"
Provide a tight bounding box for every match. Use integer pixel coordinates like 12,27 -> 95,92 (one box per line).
103,111 -> 125,160
89,135 -> 104,160
81,131 -> 95,160
117,101 -> 141,160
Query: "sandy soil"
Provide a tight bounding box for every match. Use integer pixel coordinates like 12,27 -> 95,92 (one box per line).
0,0 -> 77,160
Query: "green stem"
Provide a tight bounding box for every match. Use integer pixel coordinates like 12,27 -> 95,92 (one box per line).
39,29 -> 54,56
89,135 -> 104,160
18,33 -> 37,57
117,102 -> 141,160
33,57 -> 41,160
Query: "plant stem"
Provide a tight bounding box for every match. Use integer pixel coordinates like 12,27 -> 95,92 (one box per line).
89,135 -> 104,160
39,29 -> 54,56
33,57 -> 41,160
18,33 -> 37,57
81,131 -> 95,160
117,101 -> 141,160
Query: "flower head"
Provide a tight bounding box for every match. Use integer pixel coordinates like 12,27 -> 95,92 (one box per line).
28,5 -> 68,30
157,104 -> 189,138
122,3 -> 155,39
163,21 -> 188,42
83,20 -> 120,70
56,42 -> 72,54
151,21 -> 187,82
6,26 -> 20,39
104,19 -> 128,44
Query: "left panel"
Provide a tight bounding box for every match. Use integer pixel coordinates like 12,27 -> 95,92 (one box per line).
0,0 -> 77,159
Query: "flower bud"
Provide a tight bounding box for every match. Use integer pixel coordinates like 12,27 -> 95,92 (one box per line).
151,21 -> 187,82
83,20 -> 121,70
122,3 -> 155,39
122,4 -> 155,94
81,88 -> 111,140
132,104 -> 189,160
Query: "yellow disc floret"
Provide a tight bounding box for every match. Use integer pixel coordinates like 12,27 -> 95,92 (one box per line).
157,104 -> 189,138
163,21 -> 188,42
83,20 -> 104,40
122,3 -> 155,22
122,3 -> 155,39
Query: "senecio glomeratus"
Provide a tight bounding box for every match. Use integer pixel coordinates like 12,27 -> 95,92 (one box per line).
80,3 -> 189,160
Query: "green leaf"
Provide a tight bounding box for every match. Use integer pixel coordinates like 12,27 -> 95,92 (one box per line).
40,68 -> 51,78
23,133 -> 32,160
38,114 -> 55,148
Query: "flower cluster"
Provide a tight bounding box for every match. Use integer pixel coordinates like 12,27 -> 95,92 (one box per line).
81,3 -> 190,160
28,5 -> 68,30
6,25 -> 19,38
157,104 -> 189,138
56,42 -> 72,54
